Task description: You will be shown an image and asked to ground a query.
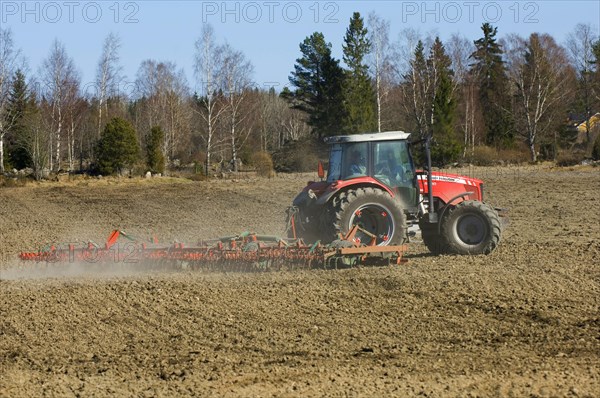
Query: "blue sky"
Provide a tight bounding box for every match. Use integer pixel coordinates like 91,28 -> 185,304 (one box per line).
2,1 -> 600,93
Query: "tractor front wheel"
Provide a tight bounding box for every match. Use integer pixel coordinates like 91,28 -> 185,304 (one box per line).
331,187 -> 406,246
441,200 -> 501,255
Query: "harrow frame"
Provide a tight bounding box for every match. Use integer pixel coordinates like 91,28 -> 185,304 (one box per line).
19,226 -> 408,271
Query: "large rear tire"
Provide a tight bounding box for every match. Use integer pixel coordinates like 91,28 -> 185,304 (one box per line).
441,200 -> 501,255
331,187 -> 407,246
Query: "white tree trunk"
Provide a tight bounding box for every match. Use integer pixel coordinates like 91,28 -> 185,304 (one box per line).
48,131 -> 53,171
205,102 -> 213,175
230,109 -> 237,172
68,120 -> 75,171
55,111 -> 62,172
528,138 -> 537,162
376,72 -> 382,133
97,98 -> 103,137
0,133 -> 4,173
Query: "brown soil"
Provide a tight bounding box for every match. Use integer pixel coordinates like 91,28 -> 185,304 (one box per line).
1,166 -> 599,397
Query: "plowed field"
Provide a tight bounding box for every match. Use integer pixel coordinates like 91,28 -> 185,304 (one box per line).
1,166 -> 599,397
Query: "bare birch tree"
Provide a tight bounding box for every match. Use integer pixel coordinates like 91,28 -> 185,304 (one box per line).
0,28 -> 21,172
257,89 -> 280,151
448,34 -> 478,155
367,12 -> 393,132
281,107 -> 310,144
96,33 -> 123,137
162,71 -> 192,163
21,104 -> 50,180
220,43 -> 254,171
40,39 -> 79,172
194,24 -> 226,175
64,76 -> 79,171
134,60 -> 191,163
506,33 -> 575,161
257,90 -> 309,151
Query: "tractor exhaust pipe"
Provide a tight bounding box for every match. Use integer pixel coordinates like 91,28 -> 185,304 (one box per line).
425,135 -> 437,223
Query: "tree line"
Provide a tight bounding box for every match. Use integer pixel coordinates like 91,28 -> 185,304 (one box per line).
0,26 -> 308,177
284,14 -> 600,164
1,14 -> 600,179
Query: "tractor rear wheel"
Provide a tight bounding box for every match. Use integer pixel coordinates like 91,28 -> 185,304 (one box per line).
331,187 -> 406,246
441,200 -> 501,255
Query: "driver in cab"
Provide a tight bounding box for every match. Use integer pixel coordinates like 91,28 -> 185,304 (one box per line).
348,150 -> 367,176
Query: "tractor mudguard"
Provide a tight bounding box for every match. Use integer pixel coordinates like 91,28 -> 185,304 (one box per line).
315,177 -> 395,206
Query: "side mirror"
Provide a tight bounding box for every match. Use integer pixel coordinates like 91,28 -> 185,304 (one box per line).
317,160 -> 325,179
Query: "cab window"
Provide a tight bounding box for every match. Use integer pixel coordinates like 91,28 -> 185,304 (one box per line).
373,141 -> 414,188
341,142 -> 368,180
326,145 -> 342,182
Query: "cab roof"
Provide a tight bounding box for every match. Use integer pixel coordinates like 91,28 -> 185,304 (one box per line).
324,131 -> 411,144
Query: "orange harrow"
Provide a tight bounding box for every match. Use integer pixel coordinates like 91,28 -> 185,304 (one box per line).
19,226 -> 408,271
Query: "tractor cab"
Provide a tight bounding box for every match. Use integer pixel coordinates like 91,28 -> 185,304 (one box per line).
324,131 -> 419,212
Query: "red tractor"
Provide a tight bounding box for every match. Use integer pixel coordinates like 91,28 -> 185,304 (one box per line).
288,131 -> 502,255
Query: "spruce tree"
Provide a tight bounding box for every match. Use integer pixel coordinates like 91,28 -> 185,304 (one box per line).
5,70 -> 33,169
430,38 -> 461,165
470,23 -> 513,147
146,126 -> 165,174
286,32 -> 345,138
96,117 -> 140,175
342,12 -> 376,133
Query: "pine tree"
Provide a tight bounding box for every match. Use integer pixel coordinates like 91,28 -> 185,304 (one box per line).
96,117 -> 140,175
146,126 -> 165,174
286,32 -> 345,138
5,70 -> 33,169
430,38 -> 461,165
470,23 -> 513,147
342,12 -> 376,133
